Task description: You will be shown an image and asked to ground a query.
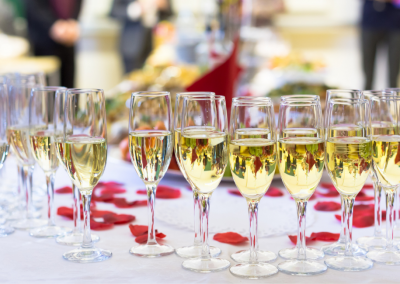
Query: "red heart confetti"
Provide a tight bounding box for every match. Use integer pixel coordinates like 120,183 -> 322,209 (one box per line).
227,189 -> 242,196
334,214 -> 374,228
96,181 -> 124,188
57,206 -> 74,220
320,183 -> 336,191
103,213 -> 135,225
135,232 -> 166,244
129,225 -> 149,236
90,218 -> 114,231
362,184 -> 374,190
136,185 -> 181,199
91,209 -> 115,218
100,187 -> 127,195
113,198 -> 147,208
288,232 -> 340,244
213,232 -> 249,244
266,187 -> 284,197
288,234 -> 316,245
355,191 -> 374,202
316,190 -> 339,197
55,186 -> 73,194
314,201 -> 341,211
92,193 -> 114,202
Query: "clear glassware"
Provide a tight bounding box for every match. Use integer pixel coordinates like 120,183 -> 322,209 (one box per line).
276,96 -> 327,276
174,92 -> 221,258
180,95 -> 230,273
128,92 -> 174,257
324,98 -> 373,271
27,87 -> 72,238
58,88 -> 111,263
322,89 -> 367,257
7,76 -> 47,229
228,97 -> 278,279
367,95 -> 400,265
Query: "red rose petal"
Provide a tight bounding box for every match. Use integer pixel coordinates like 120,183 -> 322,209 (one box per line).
320,183 -> 337,192
103,213 -> 135,225
266,187 -> 284,197
314,201 -> 341,211
213,232 -> 248,244
288,234 -> 316,245
55,186 -> 73,194
310,232 -> 340,242
135,232 -> 166,244
113,198 -> 147,208
316,190 -> 339,197
57,206 -> 74,219
100,187 -> 127,195
92,193 -> 114,202
90,218 -> 114,231
96,181 -> 123,188
334,214 -> 375,228
362,184 -> 374,190
227,189 -> 242,196
136,185 -> 181,199
355,191 -> 374,202
129,224 -> 149,236
91,209 -> 115,218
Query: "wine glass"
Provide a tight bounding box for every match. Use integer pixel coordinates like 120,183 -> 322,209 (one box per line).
229,97 -> 278,279
28,87 -> 73,237
7,76 -> 47,229
322,89 -> 368,257
57,88 -> 111,263
128,91 -> 174,257
277,96 -> 327,276
324,98 -> 374,271
0,82 -> 14,237
180,95 -> 230,273
366,95 -> 400,264
174,92 -> 221,258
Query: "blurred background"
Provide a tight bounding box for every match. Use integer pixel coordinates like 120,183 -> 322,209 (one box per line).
1,0 -> 400,149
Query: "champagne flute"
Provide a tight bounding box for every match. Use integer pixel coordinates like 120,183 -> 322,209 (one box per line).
7,76 -> 47,229
367,95 -> 400,264
229,97 -> 278,279
180,95 -> 230,273
322,89 -> 368,257
57,88 -> 111,263
324,98 -> 373,271
28,87 -> 73,237
0,83 -> 14,237
277,96 -> 327,276
128,91 -> 174,257
174,92 -> 221,258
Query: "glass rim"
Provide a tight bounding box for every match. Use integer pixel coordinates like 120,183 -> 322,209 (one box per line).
183,94 -> 225,102
327,89 -> 361,94
131,91 -> 170,97
329,98 -> 369,105
233,96 -> 273,106
281,94 -> 320,101
67,88 -> 104,94
280,99 -> 321,106
32,86 -> 66,92
177,92 -> 215,97
370,95 -> 400,101
385,88 -> 400,92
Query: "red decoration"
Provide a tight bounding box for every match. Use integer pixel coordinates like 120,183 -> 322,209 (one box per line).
136,185 -> 181,199
128,224 -> 166,243
362,184 -> 374,190
213,232 -> 249,244
92,193 -> 114,202
135,233 -> 166,244
288,232 -> 340,244
100,187 -> 127,195
316,190 -> 339,197
266,187 -> 284,197
334,214 -> 374,228
227,189 -> 242,196
91,209 -> 115,218
355,191 -> 374,202
55,186 -> 73,194
319,183 -> 336,191
96,181 -> 123,188
112,198 -> 147,208
90,218 -> 114,231
103,213 -> 135,225
314,201 -> 341,211
288,234 -> 316,245
57,206 -> 75,220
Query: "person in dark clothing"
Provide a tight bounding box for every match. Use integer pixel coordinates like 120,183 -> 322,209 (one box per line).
110,0 -> 171,74
361,0 -> 400,89
24,0 -> 82,88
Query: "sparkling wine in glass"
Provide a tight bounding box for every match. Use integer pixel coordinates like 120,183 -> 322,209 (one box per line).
324,98 -> 373,271
228,97 -> 278,279
277,96 -> 327,276
180,95 -> 230,273
128,91 -> 174,257
174,92 -> 221,258
57,88 -> 111,263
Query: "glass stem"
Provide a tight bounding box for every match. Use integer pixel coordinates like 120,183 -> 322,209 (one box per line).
17,164 -> 24,204
248,201 -> 259,264
343,196 -> 355,257
396,186 -> 400,228
339,195 -> 346,243
373,180 -> 383,237
296,199 -> 307,260
199,193 -> 211,259
45,172 -> 56,226
193,188 -> 202,246
81,193 -> 93,249
23,165 -> 34,218
72,184 -> 81,234
385,187 -> 396,251
146,184 -> 158,246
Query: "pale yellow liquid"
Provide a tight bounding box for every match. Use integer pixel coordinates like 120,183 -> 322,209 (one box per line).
278,137 -> 325,200
329,125 -> 365,138
0,142 -> 9,168
180,128 -> 227,194
56,136 -> 107,193
229,138 -> 276,201
30,130 -> 59,173
234,128 -> 271,139
129,130 -> 173,184
372,135 -> 400,187
7,126 -> 37,165
371,122 -> 396,136
325,137 -> 372,196
174,128 -> 189,180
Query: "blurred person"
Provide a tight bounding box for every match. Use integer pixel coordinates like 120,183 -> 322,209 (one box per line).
111,0 -> 171,74
361,0 -> 400,89
24,0 -> 82,88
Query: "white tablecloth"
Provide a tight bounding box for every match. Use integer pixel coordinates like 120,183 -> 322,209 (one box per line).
2,154 -> 397,284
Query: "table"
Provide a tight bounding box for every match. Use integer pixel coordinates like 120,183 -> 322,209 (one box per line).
1,154 -> 397,284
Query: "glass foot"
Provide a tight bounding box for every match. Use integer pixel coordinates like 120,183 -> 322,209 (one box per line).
7,209 -> 41,220
130,243 -> 174,258
231,249 -> 277,263
182,258 -> 231,273
10,218 -> 47,230
63,247 -> 112,263
278,247 -> 324,260
322,242 -> 367,256
56,232 -> 100,246
0,225 -> 15,237
367,250 -> 400,265
230,263 -> 278,279
278,259 -> 327,276
325,256 -> 373,271
357,236 -> 386,250
175,245 -> 221,258
29,225 -> 73,238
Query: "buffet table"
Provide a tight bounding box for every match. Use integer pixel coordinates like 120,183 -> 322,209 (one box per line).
1,153 -> 396,284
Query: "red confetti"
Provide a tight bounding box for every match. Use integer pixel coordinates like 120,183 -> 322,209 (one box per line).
57,206 -> 74,219
316,190 -> 339,197
96,181 -> 123,188
91,209 -> 115,218
355,191 -> 374,202
213,232 -> 249,244
92,193 -> 114,202
310,232 -> 340,242
320,183 -> 336,191
314,201 -> 341,211
55,186 -> 73,194
362,184 -> 374,190
90,218 -> 114,231
136,185 -> 181,199
100,187 -> 127,195
334,214 -> 374,228
266,187 -> 284,197
288,234 -> 316,245
129,225 -> 148,236
228,189 -> 242,196
113,198 -> 147,208
135,232 -> 166,244
103,213 -> 135,225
